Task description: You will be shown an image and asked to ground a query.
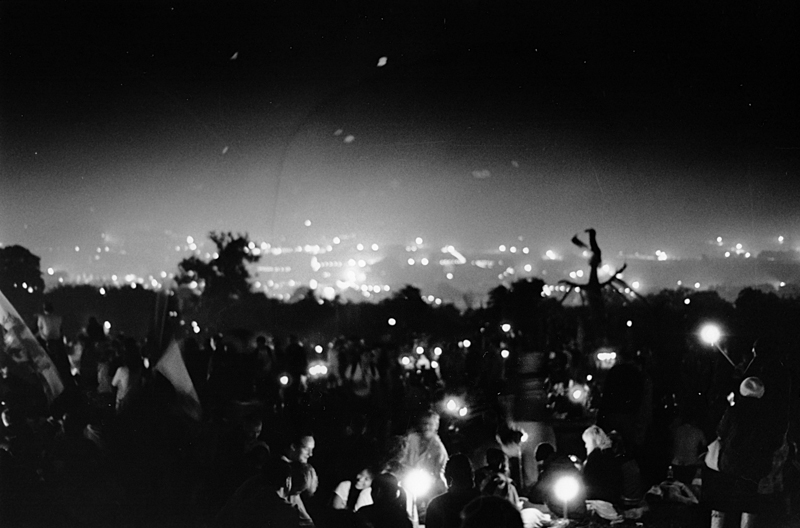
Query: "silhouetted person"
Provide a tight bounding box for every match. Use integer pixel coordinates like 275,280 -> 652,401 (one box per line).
426,454 -> 480,528
355,473 -> 412,528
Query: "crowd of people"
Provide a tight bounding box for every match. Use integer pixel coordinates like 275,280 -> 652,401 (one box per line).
1,301 -> 798,527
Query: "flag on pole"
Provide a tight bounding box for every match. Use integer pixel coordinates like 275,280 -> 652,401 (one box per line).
154,340 -> 202,421
0,288 -> 64,403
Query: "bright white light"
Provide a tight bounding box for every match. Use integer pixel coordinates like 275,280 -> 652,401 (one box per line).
632,281 -> 640,289
458,407 -> 468,417
524,264 -> 532,272
545,250 -> 557,260
501,349 -> 510,359
431,360 -> 439,369
626,320 -> 633,328
279,375 -> 290,386
576,270 -> 584,278
725,252 -> 731,258
462,339 -> 471,348
75,246 -> 80,252
446,273 -> 453,280
358,260 -> 366,268
684,298 -> 691,305
377,56 -> 388,67
103,321 -> 111,334
510,246 -> 517,253
523,247 -> 529,254
143,358 -> 150,369
521,431 -> 529,443
778,235 -> 785,244
694,282 -> 701,289
415,237 -> 423,245
571,388 -> 583,401
554,475 -> 580,503
416,346 -> 424,355
501,323 -> 511,332
333,237 -> 341,244
434,347 -> 442,356
446,399 -> 458,412
99,287 -> 106,295
304,219 -> 312,227
309,279 -> 318,289
499,245 -> 507,252
780,282 -> 786,287
47,267 -> 54,275
401,356 -> 411,366
597,351 -> 617,361
186,236 -> 194,244
403,469 -> 434,498
745,252 -> 751,258
586,374 -> 593,382
308,363 -> 328,377
408,258 -> 415,265
315,345 -> 323,354
421,258 -> 429,265
388,318 -> 397,326
372,243 -> 379,251
736,243 -> 743,250
700,324 -> 722,346
716,236 -> 723,244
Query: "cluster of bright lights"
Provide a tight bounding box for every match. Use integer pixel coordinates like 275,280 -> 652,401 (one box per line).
445,397 -> 469,417
190,321 -> 200,334
459,339 -> 472,348
596,351 -> 617,362
308,363 -> 329,378
656,249 -> 668,261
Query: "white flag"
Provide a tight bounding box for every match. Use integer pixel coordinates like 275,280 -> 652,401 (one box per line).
155,340 -> 201,420
0,289 -> 64,403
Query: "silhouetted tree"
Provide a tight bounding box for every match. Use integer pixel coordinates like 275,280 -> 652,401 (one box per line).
176,232 -> 260,330
0,245 -> 45,325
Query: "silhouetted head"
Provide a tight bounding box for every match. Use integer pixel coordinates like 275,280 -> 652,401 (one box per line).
461,495 -> 523,528
445,453 -> 474,488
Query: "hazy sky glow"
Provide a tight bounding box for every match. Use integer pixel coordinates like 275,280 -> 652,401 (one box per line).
2,1 -> 799,279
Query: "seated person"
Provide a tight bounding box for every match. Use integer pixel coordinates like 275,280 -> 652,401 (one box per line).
332,466 -> 374,512
581,425 -> 623,505
476,448 -> 521,508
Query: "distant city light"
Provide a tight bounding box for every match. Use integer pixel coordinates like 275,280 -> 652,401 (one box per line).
576,270 -> 584,278
309,279 -> 318,289
780,282 -> 786,287
377,56 -> 388,67
358,260 -> 366,267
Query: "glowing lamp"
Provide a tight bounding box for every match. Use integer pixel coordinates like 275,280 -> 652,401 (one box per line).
700,324 -> 722,346
554,475 -> 581,520
416,346 -> 425,355
446,399 -> 458,412
431,360 -> 439,369
315,345 -> 323,354
403,468 -> 434,498
401,356 -> 412,366
458,407 -> 468,417
388,318 -> 397,327
501,323 -> 512,332
433,347 -> 443,356
462,339 -> 471,348
279,374 -> 290,386
501,349 -> 510,359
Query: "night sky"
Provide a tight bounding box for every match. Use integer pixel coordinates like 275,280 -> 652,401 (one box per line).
2,0 -> 799,278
